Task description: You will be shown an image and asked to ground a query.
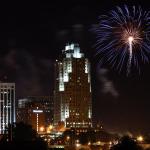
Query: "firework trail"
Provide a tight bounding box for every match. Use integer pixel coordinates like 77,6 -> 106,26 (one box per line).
127,36 -> 133,75
92,5 -> 150,75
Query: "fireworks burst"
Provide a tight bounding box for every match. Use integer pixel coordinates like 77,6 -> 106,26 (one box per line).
93,5 -> 150,75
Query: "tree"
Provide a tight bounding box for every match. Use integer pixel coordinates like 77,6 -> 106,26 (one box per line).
79,133 -> 89,145
111,136 -> 143,150
11,122 -> 37,141
0,122 -> 48,150
62,129 -> 76,145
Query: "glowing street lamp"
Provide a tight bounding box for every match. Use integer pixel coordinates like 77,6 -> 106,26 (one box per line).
46,125 -> 53,133
97,141 -> 101,145
76,143 -> 80,147
66,136 -> 70,145
40,126 -> 45,132
137,136 -> 144,142
49,125 -> 53,130
66,136 -> 70,141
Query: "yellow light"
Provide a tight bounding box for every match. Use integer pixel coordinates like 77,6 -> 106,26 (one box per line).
76,143 -> 80,147
137,136 -> 144,142
46,125 -> 53,133
76,139 -> 79,143
47,130 -> 50,133
88,142 -> 91,145
49,125 -> 53,130
40,126 -> 44,132
66,136 -> 70,140
97,141 -> 101,145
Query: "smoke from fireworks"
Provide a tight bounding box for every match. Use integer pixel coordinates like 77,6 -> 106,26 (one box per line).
93,5 -> 150,75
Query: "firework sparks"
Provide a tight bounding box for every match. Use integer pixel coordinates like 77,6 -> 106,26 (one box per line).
92,5 -> 150,75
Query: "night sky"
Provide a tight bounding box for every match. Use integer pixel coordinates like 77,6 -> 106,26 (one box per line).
0,0 -> 150,135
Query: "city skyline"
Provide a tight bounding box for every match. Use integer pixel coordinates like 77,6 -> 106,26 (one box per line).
0,0 -> 150,134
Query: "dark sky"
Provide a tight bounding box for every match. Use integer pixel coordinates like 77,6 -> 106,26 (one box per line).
0,0 -> 150,135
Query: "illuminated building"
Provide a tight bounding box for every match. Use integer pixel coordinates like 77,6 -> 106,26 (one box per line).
27,96 -> 54,125
0,83 -> 16,134
54,43 -> 92,128
17,98 -> 30,124
29,103 -> 46,132
17,96 -> 53,132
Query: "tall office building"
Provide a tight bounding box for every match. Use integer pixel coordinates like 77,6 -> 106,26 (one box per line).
54,43 -> 92,128
0,83 -> 16,134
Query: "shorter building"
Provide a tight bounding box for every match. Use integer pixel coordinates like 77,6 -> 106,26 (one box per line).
17,98 -> 29,124
0,82 -> 16,134
28,102 -> 46,132
17,96 -> 53,132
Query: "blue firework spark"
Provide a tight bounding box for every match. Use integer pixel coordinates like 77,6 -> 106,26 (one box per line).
93,5 -> 150,75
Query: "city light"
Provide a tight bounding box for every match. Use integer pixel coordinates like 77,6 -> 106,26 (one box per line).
66,136 -> 70,141
33,110 -> 43,113
76,139 -> 79,143
49,125 -> 53,130
97,141 -> 101,145
76,143 -> 81,147
46,125 -> 53,133
40,126 -> 45,132
137,136 -> 144,142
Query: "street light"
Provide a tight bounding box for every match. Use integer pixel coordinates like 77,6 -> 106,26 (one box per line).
66,136 -> 70,141
97,141 -> 101,145
40,126 -> 45,132
66,136 -> 70,145
76,143 -> 80,147
137,136 -> 144,142
46,125 -> 53,133
49,125 -> 53,130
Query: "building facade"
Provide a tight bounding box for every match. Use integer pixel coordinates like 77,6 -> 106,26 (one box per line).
54,43 -> 92,128
17,96 -> 53,132
28,103 -> 46,132
0,83 -> 16,134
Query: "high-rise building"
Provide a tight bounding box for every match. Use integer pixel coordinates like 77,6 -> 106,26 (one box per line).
0,83 -> 16,134
54,43 -> 92,128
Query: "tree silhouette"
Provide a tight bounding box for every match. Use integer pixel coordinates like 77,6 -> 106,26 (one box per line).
0,122 -> 48,150
111,136 -> 143,150
62,129 -> 76,145
12,122 -> 37,141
